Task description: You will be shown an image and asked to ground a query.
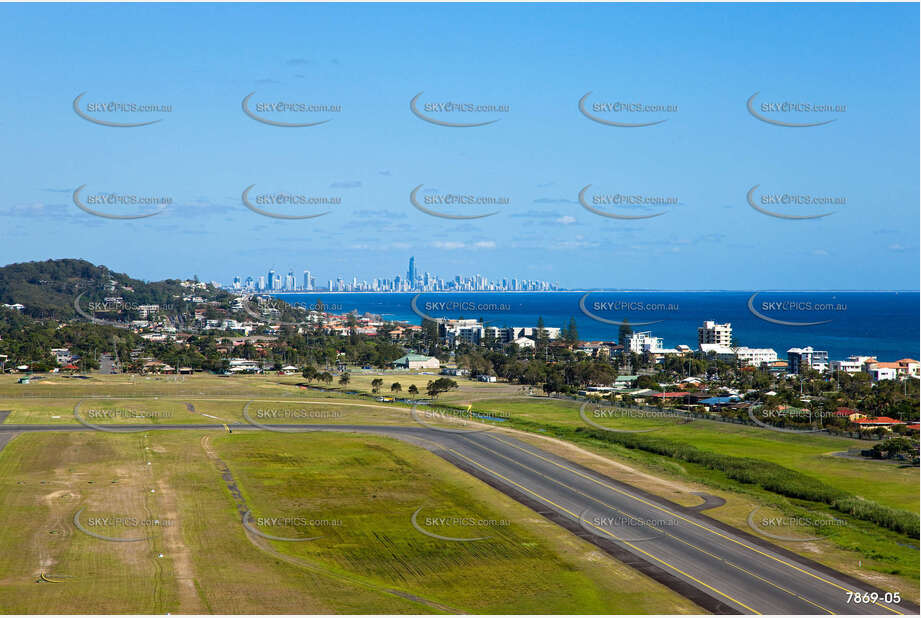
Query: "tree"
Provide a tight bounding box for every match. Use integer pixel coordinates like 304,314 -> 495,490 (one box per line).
390,382 -> 402,394
636,375 -> 661,391
426,377 -> 458,399
535,316 -> 549,357
408,384 -> 419,396
302,365 -> 318,382
338,372 -> 350,386
371,377 -> 383,393
543,373 -> 564,396
421,318 -> 439,353
562,317 -> 579,345
320,372 -> 333,385
618,319 -> 633,347
872,436 -> 917,459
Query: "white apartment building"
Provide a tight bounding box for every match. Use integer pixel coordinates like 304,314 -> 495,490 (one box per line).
787,347 -> 829,374
699,344 -> 777,366
699,343 -> 736,362
516,326 -> 561,340
439,321 -> 562,347
734,347 -> 778,367
626,331 -> 664,354
867,366 -> 898,381
698,321 -> 732,349
439,319 -> 484,346
484,326 -> 561,343
136,305 -> 160,318
829,355 -> 877,374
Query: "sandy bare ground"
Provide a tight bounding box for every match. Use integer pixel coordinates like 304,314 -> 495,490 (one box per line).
155,476 -> 205,613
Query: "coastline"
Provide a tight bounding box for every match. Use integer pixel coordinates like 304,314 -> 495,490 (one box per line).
258,291 -> 920,361
263,289 -> 921,294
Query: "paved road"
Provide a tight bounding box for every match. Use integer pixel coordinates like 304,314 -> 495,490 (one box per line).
98,354 -> 119,374
2,422 -> 916,615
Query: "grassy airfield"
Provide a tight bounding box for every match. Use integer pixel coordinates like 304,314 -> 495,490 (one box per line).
0,429 -> 697,614
0,372 -> 917,610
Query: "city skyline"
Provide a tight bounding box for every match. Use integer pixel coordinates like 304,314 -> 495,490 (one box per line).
230,256 -> 557,292
0,5 -> 917,617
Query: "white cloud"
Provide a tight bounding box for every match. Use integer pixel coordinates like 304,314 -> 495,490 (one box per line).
432,241 -> 466,250
431,240 -> 496,250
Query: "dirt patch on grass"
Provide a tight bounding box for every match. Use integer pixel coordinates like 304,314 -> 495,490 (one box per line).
155,477 -> 205,613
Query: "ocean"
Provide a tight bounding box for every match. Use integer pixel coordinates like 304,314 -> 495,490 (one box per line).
270,291 -> 920,362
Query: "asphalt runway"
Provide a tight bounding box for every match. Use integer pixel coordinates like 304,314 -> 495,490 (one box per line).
2,421 -> 917,615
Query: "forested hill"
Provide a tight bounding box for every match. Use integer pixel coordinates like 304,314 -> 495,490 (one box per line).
0,259 -> 227,320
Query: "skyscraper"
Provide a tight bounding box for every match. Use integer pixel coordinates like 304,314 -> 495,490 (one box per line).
303,270 -> 312,291
407,256 -> 416,287
267,269 -> 276,291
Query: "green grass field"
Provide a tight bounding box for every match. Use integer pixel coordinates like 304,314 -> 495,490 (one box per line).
0,372 -> 917,608
0,396 -> 418,428
0,429 -> 698,614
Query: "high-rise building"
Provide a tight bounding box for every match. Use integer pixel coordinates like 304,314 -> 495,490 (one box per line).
267,269 -> 276,291
698,320 -> 732,349
303,270 -> 312,291
787,347 -> 829,374
407,256 -> 416,287
626,331 -> 665,354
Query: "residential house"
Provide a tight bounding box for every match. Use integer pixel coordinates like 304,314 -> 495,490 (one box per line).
392,353 -> 440,370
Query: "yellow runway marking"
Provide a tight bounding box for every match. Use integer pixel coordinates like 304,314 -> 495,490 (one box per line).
485,434 -> 903,615
446,447 -> 761,615
463,435 -> 834,614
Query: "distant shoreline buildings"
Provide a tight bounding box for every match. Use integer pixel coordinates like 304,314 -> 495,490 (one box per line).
428,315 -> 919,383
228,256 -> 557,294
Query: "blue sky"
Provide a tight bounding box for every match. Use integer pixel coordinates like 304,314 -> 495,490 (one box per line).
0,3 -> 917,289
